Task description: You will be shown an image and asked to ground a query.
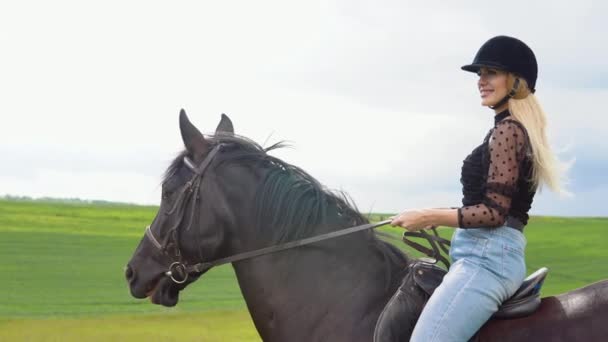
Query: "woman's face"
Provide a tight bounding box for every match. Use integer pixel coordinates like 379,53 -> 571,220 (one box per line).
477,67 -> 508,107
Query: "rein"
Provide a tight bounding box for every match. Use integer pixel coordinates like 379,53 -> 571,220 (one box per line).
146,143 -> 451,284
402,229 -> 451,269
146,219 -> 394,282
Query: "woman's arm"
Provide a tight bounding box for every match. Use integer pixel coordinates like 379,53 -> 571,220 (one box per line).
391,208 -> 459,231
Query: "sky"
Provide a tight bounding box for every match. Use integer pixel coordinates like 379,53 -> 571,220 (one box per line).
1,1 -> 606,216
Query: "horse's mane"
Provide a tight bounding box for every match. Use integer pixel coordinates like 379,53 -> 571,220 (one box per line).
209,135 -> 364,237
164,133 -> 409,286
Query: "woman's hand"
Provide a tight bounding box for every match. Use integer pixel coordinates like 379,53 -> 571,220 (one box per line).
391,209 -> 436,231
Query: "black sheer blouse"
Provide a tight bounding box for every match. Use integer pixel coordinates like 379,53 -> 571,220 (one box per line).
458,110 -> 536,229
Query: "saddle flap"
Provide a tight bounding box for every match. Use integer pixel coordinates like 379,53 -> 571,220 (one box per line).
411,261 -> 447,297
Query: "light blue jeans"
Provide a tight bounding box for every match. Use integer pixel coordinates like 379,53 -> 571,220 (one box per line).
409,225 -> 527,342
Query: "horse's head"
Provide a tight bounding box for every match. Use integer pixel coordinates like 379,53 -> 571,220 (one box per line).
125,109 -> 251,307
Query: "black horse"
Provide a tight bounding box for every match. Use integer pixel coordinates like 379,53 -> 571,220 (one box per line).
126,110 -> 608,341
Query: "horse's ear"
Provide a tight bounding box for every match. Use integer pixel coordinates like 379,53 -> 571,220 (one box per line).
215,113 -> 234,134
179,109 -> 209,157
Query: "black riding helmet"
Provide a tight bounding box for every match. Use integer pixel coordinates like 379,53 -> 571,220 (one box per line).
462,36 -> 538,98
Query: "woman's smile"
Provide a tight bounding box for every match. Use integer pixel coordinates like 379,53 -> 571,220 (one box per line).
480,88 -> 494,98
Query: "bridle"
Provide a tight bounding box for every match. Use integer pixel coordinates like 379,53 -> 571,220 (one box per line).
144,143 -> 223,284
145,143 -> 451,285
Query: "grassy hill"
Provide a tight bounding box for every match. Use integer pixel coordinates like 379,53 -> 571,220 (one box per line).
0,199 -> 606,341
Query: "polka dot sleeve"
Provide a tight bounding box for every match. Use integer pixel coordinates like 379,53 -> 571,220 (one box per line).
458,120 -> 528,228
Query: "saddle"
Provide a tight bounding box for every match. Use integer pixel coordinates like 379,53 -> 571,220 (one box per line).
373,231 -> 549,342
399,227 -> 548,318
412,261 -> 549,319
372,260 -> 549,342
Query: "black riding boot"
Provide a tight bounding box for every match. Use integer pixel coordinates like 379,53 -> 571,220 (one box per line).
374,261 -> 446,342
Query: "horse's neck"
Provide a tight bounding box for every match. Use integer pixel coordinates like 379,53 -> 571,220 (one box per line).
231,231 -> 406,341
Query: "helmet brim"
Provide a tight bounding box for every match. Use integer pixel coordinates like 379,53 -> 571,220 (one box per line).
461,62 -> 509,73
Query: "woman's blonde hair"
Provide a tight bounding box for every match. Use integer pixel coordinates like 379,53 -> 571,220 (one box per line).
506,74 -> 566,193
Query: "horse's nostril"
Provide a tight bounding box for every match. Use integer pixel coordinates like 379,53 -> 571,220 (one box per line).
125,265 -> 135,281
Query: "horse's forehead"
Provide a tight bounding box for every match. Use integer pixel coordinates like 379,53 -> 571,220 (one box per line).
164,163 -> 193,190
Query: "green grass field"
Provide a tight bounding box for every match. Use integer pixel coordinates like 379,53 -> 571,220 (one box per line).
0,199 -> 606,341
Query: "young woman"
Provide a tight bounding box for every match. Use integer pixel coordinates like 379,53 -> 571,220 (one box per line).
375,36 -> 564,341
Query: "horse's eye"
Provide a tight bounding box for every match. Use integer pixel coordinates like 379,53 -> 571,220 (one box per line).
162,189 -> 173,200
